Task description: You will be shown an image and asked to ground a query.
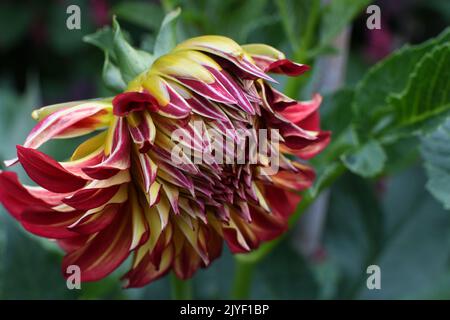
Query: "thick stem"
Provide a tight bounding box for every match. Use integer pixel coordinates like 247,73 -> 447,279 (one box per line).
170,273 -> 193,300
231,259 -> 256,299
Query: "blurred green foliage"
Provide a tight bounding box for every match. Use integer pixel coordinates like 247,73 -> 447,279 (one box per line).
0,0 -> 449,300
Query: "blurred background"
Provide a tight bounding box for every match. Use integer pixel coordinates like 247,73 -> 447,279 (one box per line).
0,0 -> 449,299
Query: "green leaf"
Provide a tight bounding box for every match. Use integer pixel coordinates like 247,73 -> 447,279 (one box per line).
113,1 -> 163,30
275,0 -> 319,52
359,168 -> 450,299
153,8 -> 182,59
309,161 -> 345,198
341,139 -> 387,178
102,53 -> 126,93
353,27 -> 450,135
112,17 -> 154,83
420,117 -> 450,210
388,43 -> 450,128
0,212 -> 125,299
319,0 -> 371,47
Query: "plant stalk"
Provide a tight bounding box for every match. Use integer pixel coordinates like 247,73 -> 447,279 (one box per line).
231,259 -> 256,299
230,162 -> 345,298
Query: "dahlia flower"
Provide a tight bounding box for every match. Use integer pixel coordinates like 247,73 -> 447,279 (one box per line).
0,36 -> 329,287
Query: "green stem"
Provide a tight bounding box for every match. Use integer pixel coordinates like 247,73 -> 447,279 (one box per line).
231,259 -> 256,299
170,273 -> 193,300
231,162 -> 346,297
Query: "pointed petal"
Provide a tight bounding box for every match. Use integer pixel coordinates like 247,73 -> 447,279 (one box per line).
175,36 -> 274,81
129,189 -> 149,250
127,111 -> 156,152
142,76 -> 192,119
162,183 -> 180,214
188,95 -> 228,121
0,171 -> 55,218
205,67 -> 255,115
282,131 -> 331,159
62,185 -> 120,210
270,164 -> 315,192
278,94 -> 322,123
267,59 -> 310,76
68,204 -> 120,234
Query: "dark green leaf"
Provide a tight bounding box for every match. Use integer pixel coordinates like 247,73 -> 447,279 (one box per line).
0,216 -> 77,299
359,168 -> 450,299
323,174 -> 384,299
153,8 -> 182,59
383,136 -> 420,174
321,88 -> 355,136
353,27 -> 450,135
102,53 -> 126,93
420,117 -> 450,209
218,0 -> 271,43
306,44 -> 339,59
320,0 -> 371,46
275,0 -> 319,52
325,168 -> 450,299
112,17 -> 154,83
83,26 -> 116,60
0,78 -> 40,163
388,43 -> 450,128
192,249 -> 235,299
255,240 -> 320,299
341,139 -> 387,178
84,21 -> 153,85
0,3 -> 31,49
